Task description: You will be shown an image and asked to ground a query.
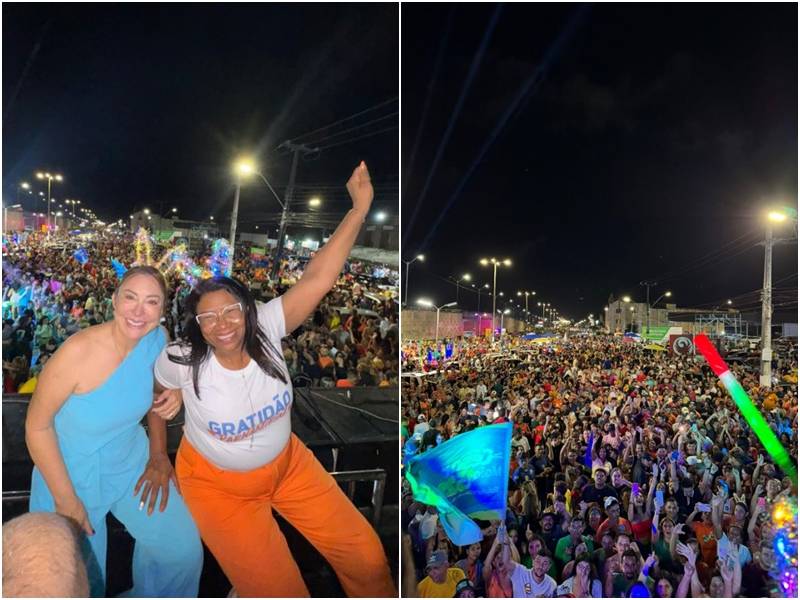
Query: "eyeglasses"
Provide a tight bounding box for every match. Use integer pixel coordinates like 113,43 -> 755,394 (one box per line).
195,302 -> 244,328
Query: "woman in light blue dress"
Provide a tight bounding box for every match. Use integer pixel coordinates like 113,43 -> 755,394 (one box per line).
25,266 -> 202,597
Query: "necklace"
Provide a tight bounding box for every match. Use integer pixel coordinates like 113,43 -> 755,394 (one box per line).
240,369 -> 257,449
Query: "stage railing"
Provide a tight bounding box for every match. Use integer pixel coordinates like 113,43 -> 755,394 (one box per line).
3,394 -> 388,526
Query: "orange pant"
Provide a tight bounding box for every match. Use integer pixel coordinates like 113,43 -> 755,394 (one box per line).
176,434 -> 396,597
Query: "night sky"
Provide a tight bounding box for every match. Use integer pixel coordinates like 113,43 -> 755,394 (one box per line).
4,3 -> 398,231
402,4 -> 797,323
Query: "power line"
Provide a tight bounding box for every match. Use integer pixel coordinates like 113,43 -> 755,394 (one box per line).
317,125 -> 398,151
303,111 -> 398,146
286,97 -> 398,145
644,229 -> 760,284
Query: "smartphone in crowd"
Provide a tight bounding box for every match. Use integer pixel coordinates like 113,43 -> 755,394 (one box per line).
656,490 -> 665,506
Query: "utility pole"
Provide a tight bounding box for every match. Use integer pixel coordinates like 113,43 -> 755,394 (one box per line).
270,141 -> 318,281
640,281 -> 654,336
760,225 -> 774,388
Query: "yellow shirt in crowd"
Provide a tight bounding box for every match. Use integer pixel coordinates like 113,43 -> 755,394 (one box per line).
416,567 -> 465,598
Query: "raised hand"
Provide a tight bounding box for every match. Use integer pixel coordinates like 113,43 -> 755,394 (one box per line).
346,161 -> 374,215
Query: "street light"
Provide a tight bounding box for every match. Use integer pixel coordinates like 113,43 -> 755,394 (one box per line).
309,197 -> 322,208
144,208 -> 150,215
403,254 -> 425,306
450,273 -> 472,304
480,257 -> 512,342
417,299 -> 457,342
16,182 -> 31,206
498,308 -> 511,336
35,171 -> 63,235
232,157 -> 288,276
642,285 -> 672,336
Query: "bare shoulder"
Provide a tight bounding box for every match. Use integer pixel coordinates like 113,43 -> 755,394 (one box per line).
56,323 -> 110,359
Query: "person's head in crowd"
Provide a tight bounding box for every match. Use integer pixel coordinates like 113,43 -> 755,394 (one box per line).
621,549 -> 639,579
655,576 -> 674,598
531,551 -> 552,582
656,445 -> 668,461
425,550 -> 450,584
659,517 -> 675,540
453,578 -> 476,598
528,534 -> 545,558
594,468 -> 608,488
574,552 -> 595,580
586,503 -> 603,531
541,510 -> 556,533
600,530 -> 615,553
2,512 -> 90,597
615,531 -> 632,556
605,496 -> 621,520
709,574 -> 725,598
465,542 -> 481,564
664,498 -> 679,523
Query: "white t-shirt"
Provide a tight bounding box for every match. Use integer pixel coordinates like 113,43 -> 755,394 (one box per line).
154,297 -> 292,471
510,563 -> 557,598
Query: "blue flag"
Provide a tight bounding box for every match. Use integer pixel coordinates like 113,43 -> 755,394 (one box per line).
110,258 -> 128,279
73,248 -> 89,265
406,423 -> 512,546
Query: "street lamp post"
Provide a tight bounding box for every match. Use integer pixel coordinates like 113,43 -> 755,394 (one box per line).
760,210 -> 789,388
35,172 -> 63,235
403,254 -> 425,306
647,290 -> 672,336
498,308 -> 511,335
233,158 -> 289,276
517,290 -> 536,326
480,257 -> 511,342
417,299 -> 457,343
451,273 -> 471,304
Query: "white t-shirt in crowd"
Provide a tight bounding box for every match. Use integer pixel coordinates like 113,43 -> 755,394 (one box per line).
154,297 -> 292,471
510,563 -> 557,598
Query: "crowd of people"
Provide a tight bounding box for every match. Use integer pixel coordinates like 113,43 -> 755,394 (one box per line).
2,231 -> 399,395
402,333 -> 798,598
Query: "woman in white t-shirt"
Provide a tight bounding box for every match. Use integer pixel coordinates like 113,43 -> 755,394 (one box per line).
154,163 -> 395,598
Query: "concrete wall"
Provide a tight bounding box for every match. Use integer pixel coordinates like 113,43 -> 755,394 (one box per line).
402,309 -> 530,341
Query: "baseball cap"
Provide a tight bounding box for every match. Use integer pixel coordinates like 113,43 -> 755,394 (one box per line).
604,496 -> 620,509
426,550 -> 448,570
454,579 -> 475,597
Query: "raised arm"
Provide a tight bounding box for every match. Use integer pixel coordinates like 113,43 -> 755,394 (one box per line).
483,533 -> 501,582
282,162 -> 373,334
24,336 -> 92,536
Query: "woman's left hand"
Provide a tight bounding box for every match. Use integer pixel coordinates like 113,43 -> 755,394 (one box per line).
134,453 -> 179,515
152,387 -> 182,420
346,161 -> 374,215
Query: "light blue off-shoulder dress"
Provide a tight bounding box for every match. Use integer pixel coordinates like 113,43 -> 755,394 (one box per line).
30,327 -> 203,597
